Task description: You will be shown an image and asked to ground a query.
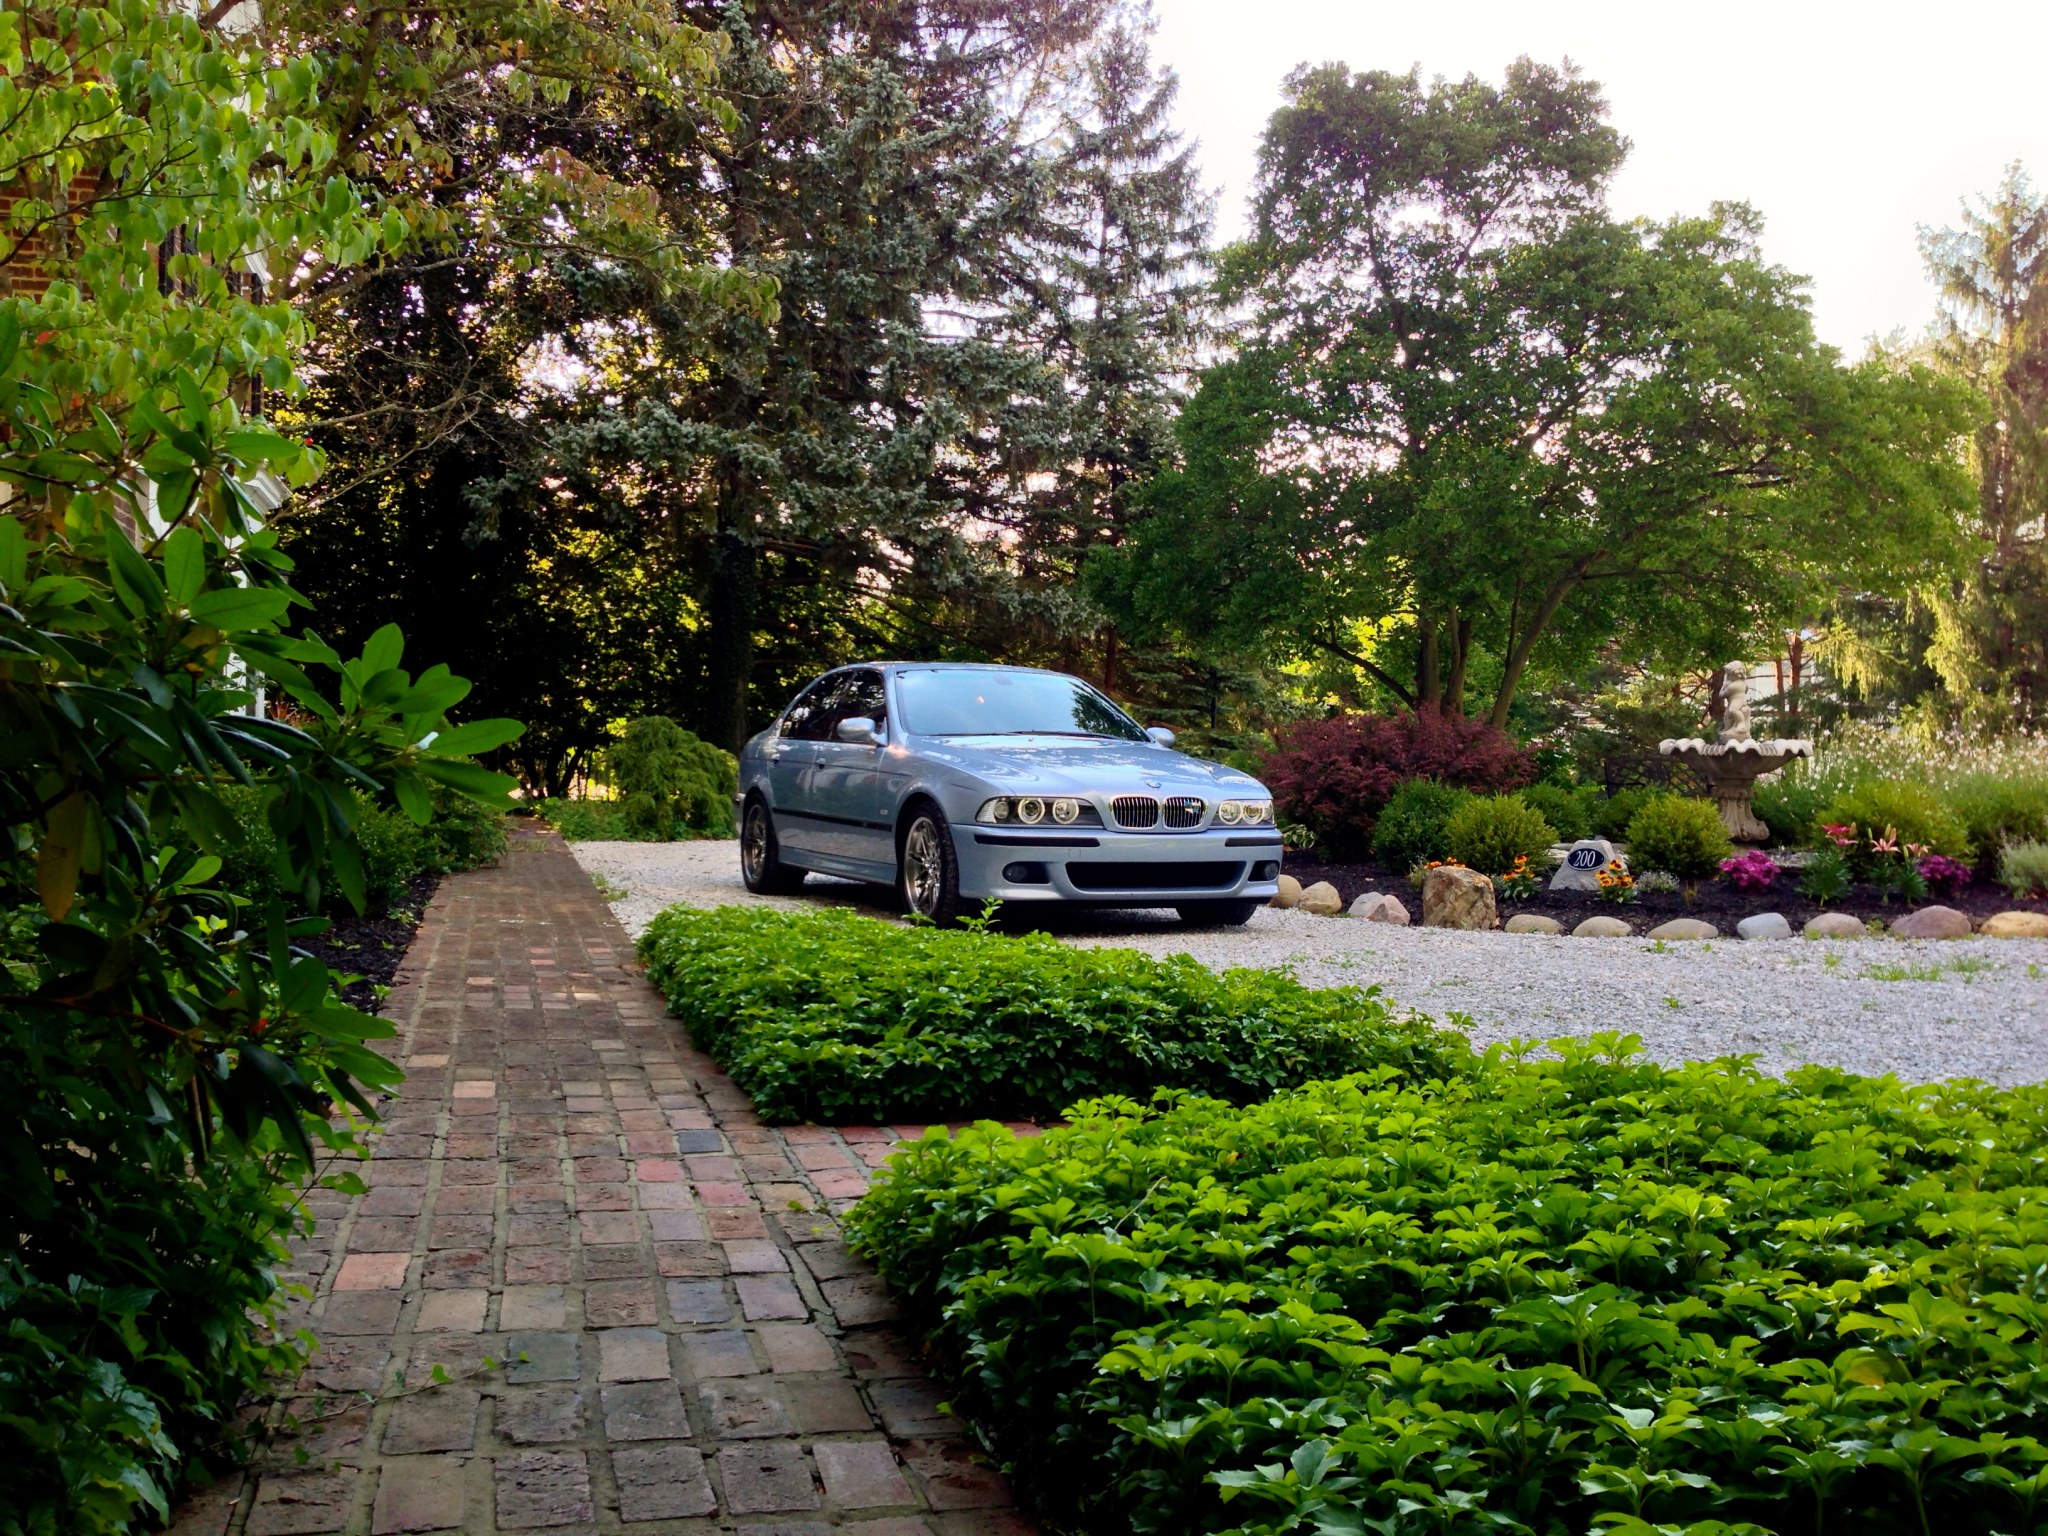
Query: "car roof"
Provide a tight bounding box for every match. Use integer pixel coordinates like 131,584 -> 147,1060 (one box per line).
827,662 -> 1067,677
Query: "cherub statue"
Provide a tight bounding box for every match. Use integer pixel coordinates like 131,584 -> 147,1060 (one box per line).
1717,661 -> 1752,744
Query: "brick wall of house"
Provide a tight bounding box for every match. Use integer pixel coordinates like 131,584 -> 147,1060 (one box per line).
1,170 -> 106,299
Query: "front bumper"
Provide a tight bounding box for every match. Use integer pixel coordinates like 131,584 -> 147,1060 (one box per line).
952,823 -> 1284,904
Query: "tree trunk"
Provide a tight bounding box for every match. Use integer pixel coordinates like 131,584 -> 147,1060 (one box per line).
1442,610 -> 1472,717
1488,564 -> 1593,728
1417,617 -> 1440,709
704,513 -> 757,756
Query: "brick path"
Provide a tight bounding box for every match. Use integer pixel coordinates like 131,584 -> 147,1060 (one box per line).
171,829 -> 1028,1535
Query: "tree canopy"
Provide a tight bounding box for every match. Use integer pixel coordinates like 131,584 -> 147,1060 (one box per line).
1093,60 -> 1975,726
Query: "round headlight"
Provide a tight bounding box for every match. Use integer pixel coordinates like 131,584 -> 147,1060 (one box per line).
1017,796 -> 1045,824
1246,801 -> 1270,824
1050,797 -> 1080,825
1217,800 -> 1242,825
984,798 -> 1010,823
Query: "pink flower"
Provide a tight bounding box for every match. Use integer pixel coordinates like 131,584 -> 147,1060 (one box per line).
1870,826 -> 1899,855
1823,822 -> 1857,848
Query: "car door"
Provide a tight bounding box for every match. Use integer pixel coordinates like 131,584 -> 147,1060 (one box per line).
765,675 -> 835,855
806,668 -> 892,869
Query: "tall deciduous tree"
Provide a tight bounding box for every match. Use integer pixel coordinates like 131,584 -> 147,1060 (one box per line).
1095,61 -> 1974,726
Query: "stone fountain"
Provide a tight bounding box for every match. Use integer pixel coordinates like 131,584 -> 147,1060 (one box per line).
1658,661 -> 1811,843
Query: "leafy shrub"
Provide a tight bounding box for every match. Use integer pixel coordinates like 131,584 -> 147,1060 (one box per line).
534,795 -> 727,843
1624,793 -> 1734,877
1917,853 -> 1973,898
1799,844 -> 1853,902
1519,780 -> 1596,843
635,905 -> 1464,1123
852,1041 -> 2048,1536
1718,849 -> 1780,890
1369,780 -> 1473,873
1256,710 -> 1536,858
1942,770 -> 2048,869
216,785 -> 501,909
608,716 -> 737,839
1591,784 -> 1660,843
1753,769 -> 1829,846
2000,840 -> 2048,898
1443,793 -> 1555,875
1821,780 -> 1971,861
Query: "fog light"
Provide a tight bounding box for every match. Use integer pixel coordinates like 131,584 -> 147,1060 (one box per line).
1051,797 -> 1080,825
1017,796 -> 1045,824
1252,860 -> 1281,881
1002,861 -> 1051,884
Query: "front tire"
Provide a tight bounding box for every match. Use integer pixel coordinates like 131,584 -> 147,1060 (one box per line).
1176,898 -> 1260,928
740,799 -> 807,895
898,806 -> 965,925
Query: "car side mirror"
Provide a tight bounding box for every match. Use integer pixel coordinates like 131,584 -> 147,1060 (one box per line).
836,717 -> 881,746
1146,726 -> 1176,747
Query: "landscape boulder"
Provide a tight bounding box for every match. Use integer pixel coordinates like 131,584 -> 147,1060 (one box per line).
1572,915 -> 1632,938
1736,912 -> 1793,941
1297,880 -> 1343,916
1550,838 -> 1621,893
1803,912 -> 1867,939
1350,892 -> 1411,925
1981,910 -> 2048,939
1647,918 -> 1718,941
1504,913 -> 1562,935
1422,865 -> 1496,930
1890,905 -> 1973,940
1270,874 -> 1302,910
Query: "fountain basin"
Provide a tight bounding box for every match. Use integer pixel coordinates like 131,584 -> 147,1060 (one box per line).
1658,738 -> 1812,843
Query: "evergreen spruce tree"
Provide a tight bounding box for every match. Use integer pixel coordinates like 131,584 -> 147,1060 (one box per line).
1919,166 -> 2048,728
997,7 -> 1215,699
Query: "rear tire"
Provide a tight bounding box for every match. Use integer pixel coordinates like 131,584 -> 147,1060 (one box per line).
1176,898 -> 1260,928
898,805 -> 965,925
740,799 -> 807,895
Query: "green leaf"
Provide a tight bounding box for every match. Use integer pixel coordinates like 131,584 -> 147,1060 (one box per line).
103,523 -> 166,618
0,514 -> 26,591
163,525 -> 205,607
37,792 -> 89,920
427,718 -> 524,756
189,586 -> 293,631
412,758 -> 519,803
360,623 -> 404,677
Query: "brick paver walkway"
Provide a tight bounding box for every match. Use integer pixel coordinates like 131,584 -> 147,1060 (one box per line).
171,828 -> 1027,1535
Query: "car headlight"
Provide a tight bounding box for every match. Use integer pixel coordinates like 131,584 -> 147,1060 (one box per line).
1215,799 -> 1272,826
977,796 -> 1100,827
1217,800 -> 1243,825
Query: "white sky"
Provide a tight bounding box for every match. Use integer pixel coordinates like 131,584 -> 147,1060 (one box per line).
1150,0 -> 2048,353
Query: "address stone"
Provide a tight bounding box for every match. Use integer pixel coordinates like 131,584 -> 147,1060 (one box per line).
1550,838 -> 1620,893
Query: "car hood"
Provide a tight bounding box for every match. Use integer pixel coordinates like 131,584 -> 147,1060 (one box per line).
915,736 -> 1268,797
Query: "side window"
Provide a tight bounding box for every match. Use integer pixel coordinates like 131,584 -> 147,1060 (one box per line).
779,677 -> 836,741
841,670 -> 887,731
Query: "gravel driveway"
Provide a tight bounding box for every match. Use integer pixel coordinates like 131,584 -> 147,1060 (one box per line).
573,838 -> 2048,1087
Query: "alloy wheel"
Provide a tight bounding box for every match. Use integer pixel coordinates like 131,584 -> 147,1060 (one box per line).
903,818 -> 942,917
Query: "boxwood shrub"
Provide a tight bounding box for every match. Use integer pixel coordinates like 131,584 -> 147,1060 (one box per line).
852,1040 -> 2048,1536
634,905 -> 1464,1123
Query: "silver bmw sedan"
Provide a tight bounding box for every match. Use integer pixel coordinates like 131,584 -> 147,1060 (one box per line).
735,662 -> 1282,925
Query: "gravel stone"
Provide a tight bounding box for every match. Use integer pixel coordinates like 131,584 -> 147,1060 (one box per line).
578,839 -> 2048,1086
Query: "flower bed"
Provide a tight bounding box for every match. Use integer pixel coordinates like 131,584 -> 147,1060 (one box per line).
853,1039 -> 2048,1534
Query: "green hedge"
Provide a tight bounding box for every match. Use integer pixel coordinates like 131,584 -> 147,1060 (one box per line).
851,1041 -> 2048,1535
635,905 -> 1464,1124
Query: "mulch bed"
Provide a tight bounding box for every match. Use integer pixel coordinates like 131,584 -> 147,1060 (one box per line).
296,874 -> 438,1009
1285,851 -> 2048,935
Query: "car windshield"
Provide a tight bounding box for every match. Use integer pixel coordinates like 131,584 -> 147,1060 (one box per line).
896,669 -> 1149,741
